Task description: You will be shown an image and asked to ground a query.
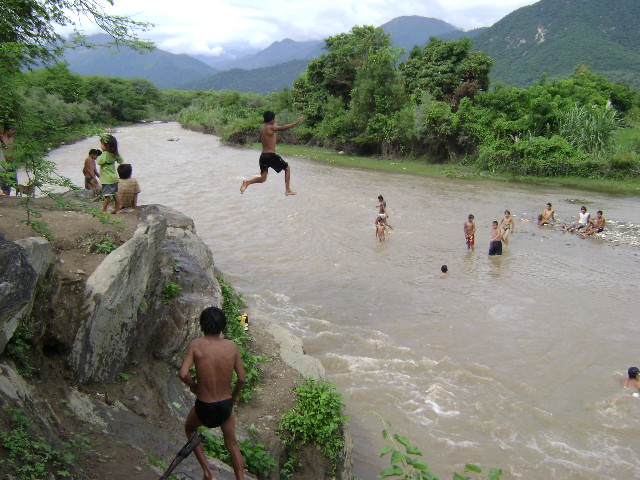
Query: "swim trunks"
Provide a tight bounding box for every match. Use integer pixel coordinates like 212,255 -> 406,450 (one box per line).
502,226 -> 510,231
378,213 -> 387,220
101,183 -> 118,197
466,234 -> 475,246
488,240 -> 502,256
195,398 -> 234,428
259,152 -> 288,174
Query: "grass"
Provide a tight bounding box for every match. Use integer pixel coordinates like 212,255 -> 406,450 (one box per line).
248,143 -> 640,196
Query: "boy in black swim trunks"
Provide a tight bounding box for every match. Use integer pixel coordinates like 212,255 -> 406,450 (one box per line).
240,110 -> 304,195
179,306 -> 247,480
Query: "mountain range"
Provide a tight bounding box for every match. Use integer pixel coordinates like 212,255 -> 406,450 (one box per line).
61,16 -> 471,92
60,1 -> 640,93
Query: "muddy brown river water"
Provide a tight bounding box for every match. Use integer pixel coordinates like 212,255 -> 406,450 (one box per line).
49,123 -> 640,479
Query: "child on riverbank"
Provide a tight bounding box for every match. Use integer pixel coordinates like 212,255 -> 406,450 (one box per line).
117,164 -> 141,209
97,134 -> 123,214
83,149 -> 101,190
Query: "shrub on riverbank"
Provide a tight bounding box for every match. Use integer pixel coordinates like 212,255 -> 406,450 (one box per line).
279,377 -> 348,476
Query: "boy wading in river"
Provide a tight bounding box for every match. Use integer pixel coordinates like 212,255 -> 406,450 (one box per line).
240,111 -> 304,196
179,307 -> 246,480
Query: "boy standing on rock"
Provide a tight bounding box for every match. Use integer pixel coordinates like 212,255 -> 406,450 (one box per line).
179,306 -> 246,480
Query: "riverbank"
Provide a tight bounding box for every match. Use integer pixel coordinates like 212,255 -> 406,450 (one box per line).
0,194 -> 349,479
254,143 -> 640,196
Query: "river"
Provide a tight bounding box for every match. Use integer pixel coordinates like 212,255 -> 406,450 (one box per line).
49,122 -> 640,480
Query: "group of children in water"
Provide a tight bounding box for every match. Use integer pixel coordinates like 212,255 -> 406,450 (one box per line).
82,134 -> 141,214
375,196 -> 607,259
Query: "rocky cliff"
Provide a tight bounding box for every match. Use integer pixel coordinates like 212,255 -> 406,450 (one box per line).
0,200 -> 351,479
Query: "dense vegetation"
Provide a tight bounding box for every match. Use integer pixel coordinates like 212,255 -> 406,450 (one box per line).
179,27 -> 640,179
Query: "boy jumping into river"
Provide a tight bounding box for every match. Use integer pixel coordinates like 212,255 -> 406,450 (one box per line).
179,307 -> 246,480
240,111 -> 303,196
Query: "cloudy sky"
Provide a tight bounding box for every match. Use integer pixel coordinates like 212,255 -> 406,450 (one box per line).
73,0 -> 537,56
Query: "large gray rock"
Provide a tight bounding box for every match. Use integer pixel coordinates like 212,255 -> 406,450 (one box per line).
262,320 -> 327,380
14,237 -> 52,278
71,205 -> 222,382
71,213 -> 167,382
0,236 -> 37,352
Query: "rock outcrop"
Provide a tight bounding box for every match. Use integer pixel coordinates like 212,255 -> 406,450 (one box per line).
71,205 -> 222,382
0,234 -> 51,352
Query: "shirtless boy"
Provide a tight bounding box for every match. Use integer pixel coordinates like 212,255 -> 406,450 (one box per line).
499,210 -> 515,245
537,203 -> 555,226
623,367 -> 640,391
376,221 -> 387,243
581,210 -> 605,237
488,221 -> 503,255
464,214 -> 476,251
83,149 -> 101,190
240,111 -> 303,195
179,307 -> 246,480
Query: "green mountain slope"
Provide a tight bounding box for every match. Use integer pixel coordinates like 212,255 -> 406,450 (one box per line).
472,0 -> 640,87
62,34 -> 217,89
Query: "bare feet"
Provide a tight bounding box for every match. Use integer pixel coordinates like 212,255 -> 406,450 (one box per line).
111,209 -> 121,214
240,181 -> 248,194
285,190 -> 296,196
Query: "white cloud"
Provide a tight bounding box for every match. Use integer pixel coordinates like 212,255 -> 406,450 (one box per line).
62,0 -> 537,55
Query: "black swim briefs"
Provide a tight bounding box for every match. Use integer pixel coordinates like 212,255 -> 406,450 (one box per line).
259,152 -> 289,174
195,398 -> 234,428
488,240 -> 503,256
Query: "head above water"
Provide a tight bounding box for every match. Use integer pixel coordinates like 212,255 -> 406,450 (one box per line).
468,214 -> 474,220
504,210 -> 511,215
263,111 -> 275,123
628,367 -> 639,379
89,148 -> 102,157
441,265 -> 448,273
597,210 -> 603,215
492,220 -> 499,226
378,195 -> 384,200
547,203 -> 552,208
199,306 -> 227,336
581,206 -> 587,212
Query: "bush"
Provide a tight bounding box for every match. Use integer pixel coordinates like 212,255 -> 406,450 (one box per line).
279,377 -> 347,471
217,276 -> 262,402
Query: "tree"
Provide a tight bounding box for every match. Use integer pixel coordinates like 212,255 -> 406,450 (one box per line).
399,37 -> 492,107
0,0 -> 152,221
293,25 -> 394,125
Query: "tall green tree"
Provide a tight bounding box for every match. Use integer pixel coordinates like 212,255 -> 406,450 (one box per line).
0,0 -> 152,204
399,37 -> 492,107
293,25 -> 394,125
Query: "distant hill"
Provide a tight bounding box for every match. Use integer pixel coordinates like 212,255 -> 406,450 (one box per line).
215,39 -> 324,71
62,34 -> 218,89
472,0 -> 640,87
180,59 -> 310,95
382,15 -> 460,51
